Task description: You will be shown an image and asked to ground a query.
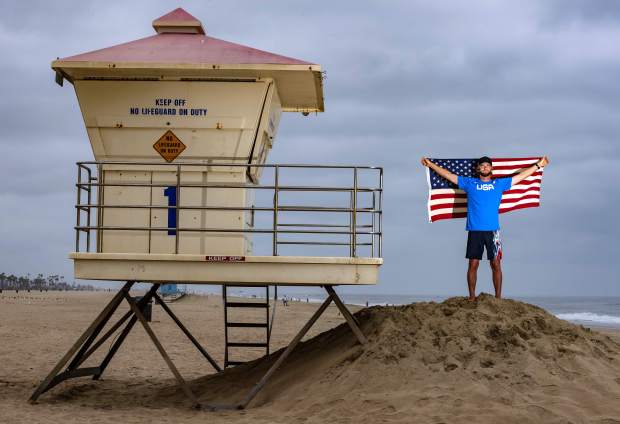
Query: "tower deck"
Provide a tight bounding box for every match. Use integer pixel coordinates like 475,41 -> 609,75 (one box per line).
72,161 -> 383,286
71,253 -> 382,285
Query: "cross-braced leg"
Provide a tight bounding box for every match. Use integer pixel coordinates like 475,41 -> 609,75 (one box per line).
29,281 -> 134,402
124,292 -> 200,408
324,285 -> 367,345
153,292 -> 221,372
93,284 -> 160,380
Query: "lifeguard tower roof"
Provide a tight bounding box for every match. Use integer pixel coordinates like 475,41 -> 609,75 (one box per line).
52,8 -> 324,112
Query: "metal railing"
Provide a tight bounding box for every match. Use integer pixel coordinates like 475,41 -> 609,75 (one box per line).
75,161 -> 383,258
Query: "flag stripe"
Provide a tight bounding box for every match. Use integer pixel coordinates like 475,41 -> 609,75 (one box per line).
500,196 -> 540,208
431,206 -> 468,215
492,164 -> 537,171
430,192 -> 467,200
429,194 -> 540,211
429,197 -> 467,206
431,212 -> 468,222
506,186 -> 542,195
430,202 -> 464,211
492,171 -> 542,177
489,157 -> 540,163
502,191 -> 540,200
500,202 -> 542,214
505,182 -> 543,190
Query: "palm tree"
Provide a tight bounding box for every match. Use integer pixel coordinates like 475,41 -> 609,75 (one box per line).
7,274 -> 17,292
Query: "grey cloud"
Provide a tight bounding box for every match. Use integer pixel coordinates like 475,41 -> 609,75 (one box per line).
543,0 -> 620,25
1,0 -> 618,295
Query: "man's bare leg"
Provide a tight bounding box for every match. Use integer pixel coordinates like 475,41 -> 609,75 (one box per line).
467,259 -> 479,301
490,258 -> 502,299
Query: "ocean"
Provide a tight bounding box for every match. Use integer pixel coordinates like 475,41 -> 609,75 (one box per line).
188,285 -> 620,329
334,294 -> 620,329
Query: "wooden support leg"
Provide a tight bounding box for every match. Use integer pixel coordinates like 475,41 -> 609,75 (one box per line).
123,292 -> 200,408
93,284 -> 160,380
207,293 -> 335,411
324,285 -> 367,345
66,294 -> 124,372
76,309 -> 133,368
65,283 -> 132,372
29,281 -> 134,402
153,292 -> 222,372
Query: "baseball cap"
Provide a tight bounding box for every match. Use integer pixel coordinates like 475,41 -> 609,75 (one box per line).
476,156 -> 492,166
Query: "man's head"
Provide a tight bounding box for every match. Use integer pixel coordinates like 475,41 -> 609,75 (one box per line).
476,156 -> 493,178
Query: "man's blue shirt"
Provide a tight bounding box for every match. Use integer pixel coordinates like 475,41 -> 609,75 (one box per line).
457,176 -> 512,231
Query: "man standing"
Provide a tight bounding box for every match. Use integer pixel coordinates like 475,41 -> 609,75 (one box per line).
421,156 -> 549,300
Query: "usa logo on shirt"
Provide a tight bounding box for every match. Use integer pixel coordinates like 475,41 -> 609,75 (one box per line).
476,183 -> 495,191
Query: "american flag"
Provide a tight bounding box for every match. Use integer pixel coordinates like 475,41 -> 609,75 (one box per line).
426,157 -> 544,223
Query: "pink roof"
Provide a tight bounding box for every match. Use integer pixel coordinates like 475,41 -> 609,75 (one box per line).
59,8 -> 313,66
60,34 -> 313,65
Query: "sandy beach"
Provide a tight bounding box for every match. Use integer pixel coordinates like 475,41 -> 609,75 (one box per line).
1,290 -> 620,424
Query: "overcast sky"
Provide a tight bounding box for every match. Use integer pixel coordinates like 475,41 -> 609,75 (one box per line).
1,0 -> 619,296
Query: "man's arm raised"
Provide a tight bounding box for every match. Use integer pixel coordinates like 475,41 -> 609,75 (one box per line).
421,157 -> 458,185
512,156 -> 549,186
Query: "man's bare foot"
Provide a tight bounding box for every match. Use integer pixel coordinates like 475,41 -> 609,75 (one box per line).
469,296 -> 476,301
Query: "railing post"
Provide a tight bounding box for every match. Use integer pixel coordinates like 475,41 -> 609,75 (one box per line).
371,190 -> 376,258
379,167 -> 383,258
96,163 -> 103,253
352,167 -> 358,257
175,164 -> 181,254
349,190 -> 353,257
75,164 -> 82,252
86,166 -> 92,252
272,166 -> 279,256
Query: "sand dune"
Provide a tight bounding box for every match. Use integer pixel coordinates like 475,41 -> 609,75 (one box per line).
1,291 -> 619,423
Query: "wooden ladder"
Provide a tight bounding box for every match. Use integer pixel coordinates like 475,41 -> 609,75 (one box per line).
223,285 -> 276,367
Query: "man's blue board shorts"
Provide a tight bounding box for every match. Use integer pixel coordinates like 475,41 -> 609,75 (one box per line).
466,230 -> 502,261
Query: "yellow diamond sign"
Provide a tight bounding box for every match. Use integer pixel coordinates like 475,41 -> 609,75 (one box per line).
153,130 -> 186,162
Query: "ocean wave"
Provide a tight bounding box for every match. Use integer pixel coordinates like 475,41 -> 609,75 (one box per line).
556,312 -> 620,325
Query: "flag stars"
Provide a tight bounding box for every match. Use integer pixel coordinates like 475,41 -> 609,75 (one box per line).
429,158 -> 476,189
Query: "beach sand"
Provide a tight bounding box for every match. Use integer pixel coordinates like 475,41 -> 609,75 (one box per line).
1,290 -> 619,423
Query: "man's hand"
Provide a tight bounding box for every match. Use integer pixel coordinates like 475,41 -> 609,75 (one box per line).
421,157 -> 458,185
537,156 -> 550,167
512,155 -> 550,186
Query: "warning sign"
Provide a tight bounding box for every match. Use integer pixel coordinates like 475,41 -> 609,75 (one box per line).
205,256 -> 246,262
153,130 -> 186,162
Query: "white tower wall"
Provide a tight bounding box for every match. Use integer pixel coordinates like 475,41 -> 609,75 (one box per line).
73,80 -> 281,255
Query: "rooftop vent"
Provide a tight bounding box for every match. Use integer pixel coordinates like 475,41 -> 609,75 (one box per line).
152,7 -> 205,35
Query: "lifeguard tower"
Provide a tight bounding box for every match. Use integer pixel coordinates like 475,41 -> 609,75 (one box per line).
31,8 -> 383,410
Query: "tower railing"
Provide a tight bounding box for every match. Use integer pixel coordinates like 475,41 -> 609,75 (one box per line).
74,161 -> 383,258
